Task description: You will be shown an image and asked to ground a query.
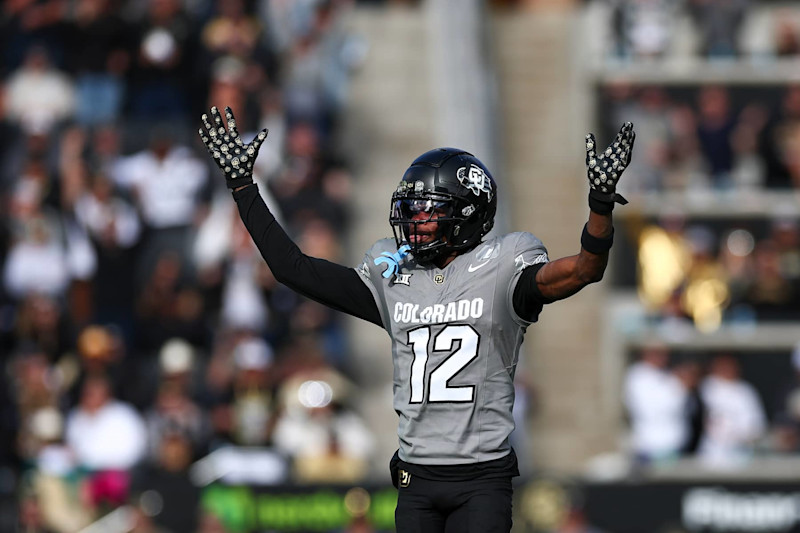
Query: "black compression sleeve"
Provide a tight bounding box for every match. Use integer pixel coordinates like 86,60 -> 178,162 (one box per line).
232,184 -> 382,326
512,263 -> 551,321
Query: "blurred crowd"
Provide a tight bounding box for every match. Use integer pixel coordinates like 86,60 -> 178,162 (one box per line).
624,342 -> 800,471
0,0 -> 376,531
598,61 -> 800,333
599,1 -> 800,478
602,84 -> 800,193
633,213 -> 800,332
606,0 -> 800,61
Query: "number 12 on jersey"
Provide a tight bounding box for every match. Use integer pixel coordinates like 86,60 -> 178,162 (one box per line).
407,324 -> 480,403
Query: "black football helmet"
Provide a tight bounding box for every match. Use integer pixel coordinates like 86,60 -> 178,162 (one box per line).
390,147 -> 497,264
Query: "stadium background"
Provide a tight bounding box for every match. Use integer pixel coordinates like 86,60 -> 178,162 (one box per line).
2,0 -> 800,531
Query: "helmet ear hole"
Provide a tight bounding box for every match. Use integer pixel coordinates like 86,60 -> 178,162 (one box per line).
453,225 -> 461,237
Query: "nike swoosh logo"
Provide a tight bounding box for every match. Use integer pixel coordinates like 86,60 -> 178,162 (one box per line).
467,261 -> 491,273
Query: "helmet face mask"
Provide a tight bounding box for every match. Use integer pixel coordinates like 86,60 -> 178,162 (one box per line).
389,148 -> 497,264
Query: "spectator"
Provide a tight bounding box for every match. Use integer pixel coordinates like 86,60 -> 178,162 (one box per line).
609,0 -> 682,60
127,0 -> 198,121
143,338 -> 209,457
112,125 -> 210,287
744,239 -> 799,321
770,342 -> 800,453
4,44 -> 75,136
130,429 -> 201,533
0,0 -> 68,73
699,354 -> 766,468
673,359 -> 705,455
3,209 -> 71,301
730,103 -> 768,190
695,85 -> 736,188
63,0 -> 132,126
26,407 -> 95,533
73,171 -> 141,331
13,294 -> 73,362
623,342 -> 687,463
201,0 -> 263,61
135,250 -> 211,351
761,85 -> 800,189
64,375 -> 147,506
688,0 -> 750,58
10,347 -> 61,465
774,15 -> 800,57
608,86 -> 674,192
769,216 -> 800,289
204,336 -> 277,447
718,227 -> 756,318
64,324 -> 149,409
272,356 -> 374,483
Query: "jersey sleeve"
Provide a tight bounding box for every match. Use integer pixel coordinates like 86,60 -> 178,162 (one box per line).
353,239 -> 395,329
506,232 -> 550,325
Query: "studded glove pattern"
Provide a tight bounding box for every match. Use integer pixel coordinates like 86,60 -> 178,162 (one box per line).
585,121 -> 635,214
199,106 -> 268,189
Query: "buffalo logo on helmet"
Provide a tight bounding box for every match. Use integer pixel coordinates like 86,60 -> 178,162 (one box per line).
457,164 -> 493,201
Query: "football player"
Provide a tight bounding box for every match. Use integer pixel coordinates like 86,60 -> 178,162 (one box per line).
199,106 -> 635,533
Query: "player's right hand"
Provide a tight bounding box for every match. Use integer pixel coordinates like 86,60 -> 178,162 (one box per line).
199,106 -> 268,190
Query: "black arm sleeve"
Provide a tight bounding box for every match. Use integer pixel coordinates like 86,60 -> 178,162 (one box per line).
232,184 -> 382,326
512,263 -> 552,321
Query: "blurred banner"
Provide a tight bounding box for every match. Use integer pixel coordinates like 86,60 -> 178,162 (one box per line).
201,478 -> 800,532
201,483 -> 398,533
516,477 -> 800,533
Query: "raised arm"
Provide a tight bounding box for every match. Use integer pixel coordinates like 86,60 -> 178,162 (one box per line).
534,122 -> 635,303
198,106 -> 382,325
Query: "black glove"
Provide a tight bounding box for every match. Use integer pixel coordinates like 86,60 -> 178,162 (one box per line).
585,121 -> 635,214
199,106 -> 268,190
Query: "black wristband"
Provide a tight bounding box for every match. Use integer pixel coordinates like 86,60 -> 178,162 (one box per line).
581,223 -> 614,254
227,176 -> 254,189
588,189 -> 628,215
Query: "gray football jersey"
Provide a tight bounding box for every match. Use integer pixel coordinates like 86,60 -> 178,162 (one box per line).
355,232 -> 549,465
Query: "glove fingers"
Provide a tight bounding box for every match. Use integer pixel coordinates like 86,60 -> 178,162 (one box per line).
621,129 -> 635,166
249,128 -> 269,158
200,111 -> 215,135
210,106 -> 225,132
198,117 -> 224,170
585,133 -> 597,165
225,106 -> 242,145
198,127 -> 214,152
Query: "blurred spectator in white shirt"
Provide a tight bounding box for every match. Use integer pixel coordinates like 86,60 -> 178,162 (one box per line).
4,45 -> 75,135
624,342 -> 687,463
699,354 -> 766,468
112,128 -> 208,231
3,212 -> 70,300
273,359 -> 374,483
610,0 -> 682,60
65,375 -> 147,506
112,126 -> 209,287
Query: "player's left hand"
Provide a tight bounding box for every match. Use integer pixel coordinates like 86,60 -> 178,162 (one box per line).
585,121 -> 635,213
199,106 -> 268,190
